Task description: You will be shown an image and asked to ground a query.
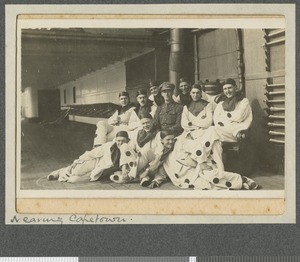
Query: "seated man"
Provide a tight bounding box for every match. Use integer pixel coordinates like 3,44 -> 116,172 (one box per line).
93,91 -> 136,147
128,89 -> 155,131
180,78 -> 253,172
111,130 -> 176,189
129,112 -> 159,153
153,82 -> 184,137
173,77 -> 192,106
180,83 -> 213,139
148,80 -> 164,108
47,131 -> 136,183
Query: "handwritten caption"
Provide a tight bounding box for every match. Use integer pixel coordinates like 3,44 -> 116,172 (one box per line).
10,214 -> 129,225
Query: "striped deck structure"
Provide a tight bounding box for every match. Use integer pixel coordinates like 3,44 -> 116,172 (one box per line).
20,120 -> 284,191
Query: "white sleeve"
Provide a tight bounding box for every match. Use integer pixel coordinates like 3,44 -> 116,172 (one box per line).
107,110 -> 118,125
128,110 -> 141,131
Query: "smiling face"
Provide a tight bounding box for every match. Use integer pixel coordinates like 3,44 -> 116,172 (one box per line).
161,89 -> 173,102
161,134 -> 175,149
141,118 -> 154,132
137,94 -> 147,107
119,95 -> 129,107
223,84 -> 237,98
115,136 -> 129,148
179,81 -> 190,95
190,87 -> 202,102
149,86 -> 159,96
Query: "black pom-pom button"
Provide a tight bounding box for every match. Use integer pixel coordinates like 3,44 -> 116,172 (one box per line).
227,113 -> 232,118
205,141 -> 210,147
226,181 -> 232,188
188,122 -> 192,126
129,162 -> 134,167
213,178 -> 219,184
196,150 -> 202,156
126,151 -> 131,156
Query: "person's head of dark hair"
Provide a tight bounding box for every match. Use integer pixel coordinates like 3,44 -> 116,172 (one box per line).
224,78 -> 236,87
118,91 -> 130,98
139,112 -> 153,120
160,130 -> 175,139
191,83 -> 202,92
136,89 -> 148,97
179,77 -> 189,84
149,80 -> 159,88
115,131 -> 129,140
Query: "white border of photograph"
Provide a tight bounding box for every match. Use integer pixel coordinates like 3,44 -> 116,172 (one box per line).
5,4 -> 296,224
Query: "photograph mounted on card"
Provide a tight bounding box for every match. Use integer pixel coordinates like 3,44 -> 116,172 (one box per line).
5,4 -> 295,223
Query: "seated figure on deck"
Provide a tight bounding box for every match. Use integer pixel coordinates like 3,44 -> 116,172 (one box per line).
93,91 -> 136,147
111,130 -> 176,189
153,82 -> 184,137
47,131 -> 137,183
148,80 -> 164,109
180,83 -> 214,140
128,89 -> 156,131
181,78 -> 253,172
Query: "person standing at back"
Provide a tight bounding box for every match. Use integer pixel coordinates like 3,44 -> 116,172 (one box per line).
153,82 -> 184,137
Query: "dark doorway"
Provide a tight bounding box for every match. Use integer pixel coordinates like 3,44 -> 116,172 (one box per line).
38,89 -> 60,121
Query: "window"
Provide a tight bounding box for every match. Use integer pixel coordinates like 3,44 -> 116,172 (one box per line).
63,89 -> 67,104
73,86 -> 76,103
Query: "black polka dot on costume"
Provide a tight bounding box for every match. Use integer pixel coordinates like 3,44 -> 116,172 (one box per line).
205,141 -> 210,147
188,122 -> 192,126
94,133 -> 97,138
226,181 -> 232,188
137,152 -> 142,157
189,184 -> 194,189
129,162 -> 134,167
125,151 -> 131,156
196,150 -> 202,156
213,178 -> 219,184
227,113 -> 232,118
218,122 -> 224,126
113,175 -> 119,181
175,173 -> 179,178
210,151 -> 214,155
185,179 -> 190,184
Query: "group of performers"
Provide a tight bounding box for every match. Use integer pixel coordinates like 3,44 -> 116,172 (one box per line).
47,78 -> 258,190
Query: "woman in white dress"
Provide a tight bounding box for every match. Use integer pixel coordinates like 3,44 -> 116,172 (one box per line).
93,91 -> 136,147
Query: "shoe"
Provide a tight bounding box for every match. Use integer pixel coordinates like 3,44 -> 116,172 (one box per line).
242,176 -> 258,190
177,157 -> 197,168
110,172 -> 133,184
148,180 -> 159,189
47,171 -> 59,181
140,176 -> 151,187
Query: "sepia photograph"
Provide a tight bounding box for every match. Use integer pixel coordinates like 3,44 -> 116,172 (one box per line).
20,26 -> 284,192
5,4 -> 296,223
